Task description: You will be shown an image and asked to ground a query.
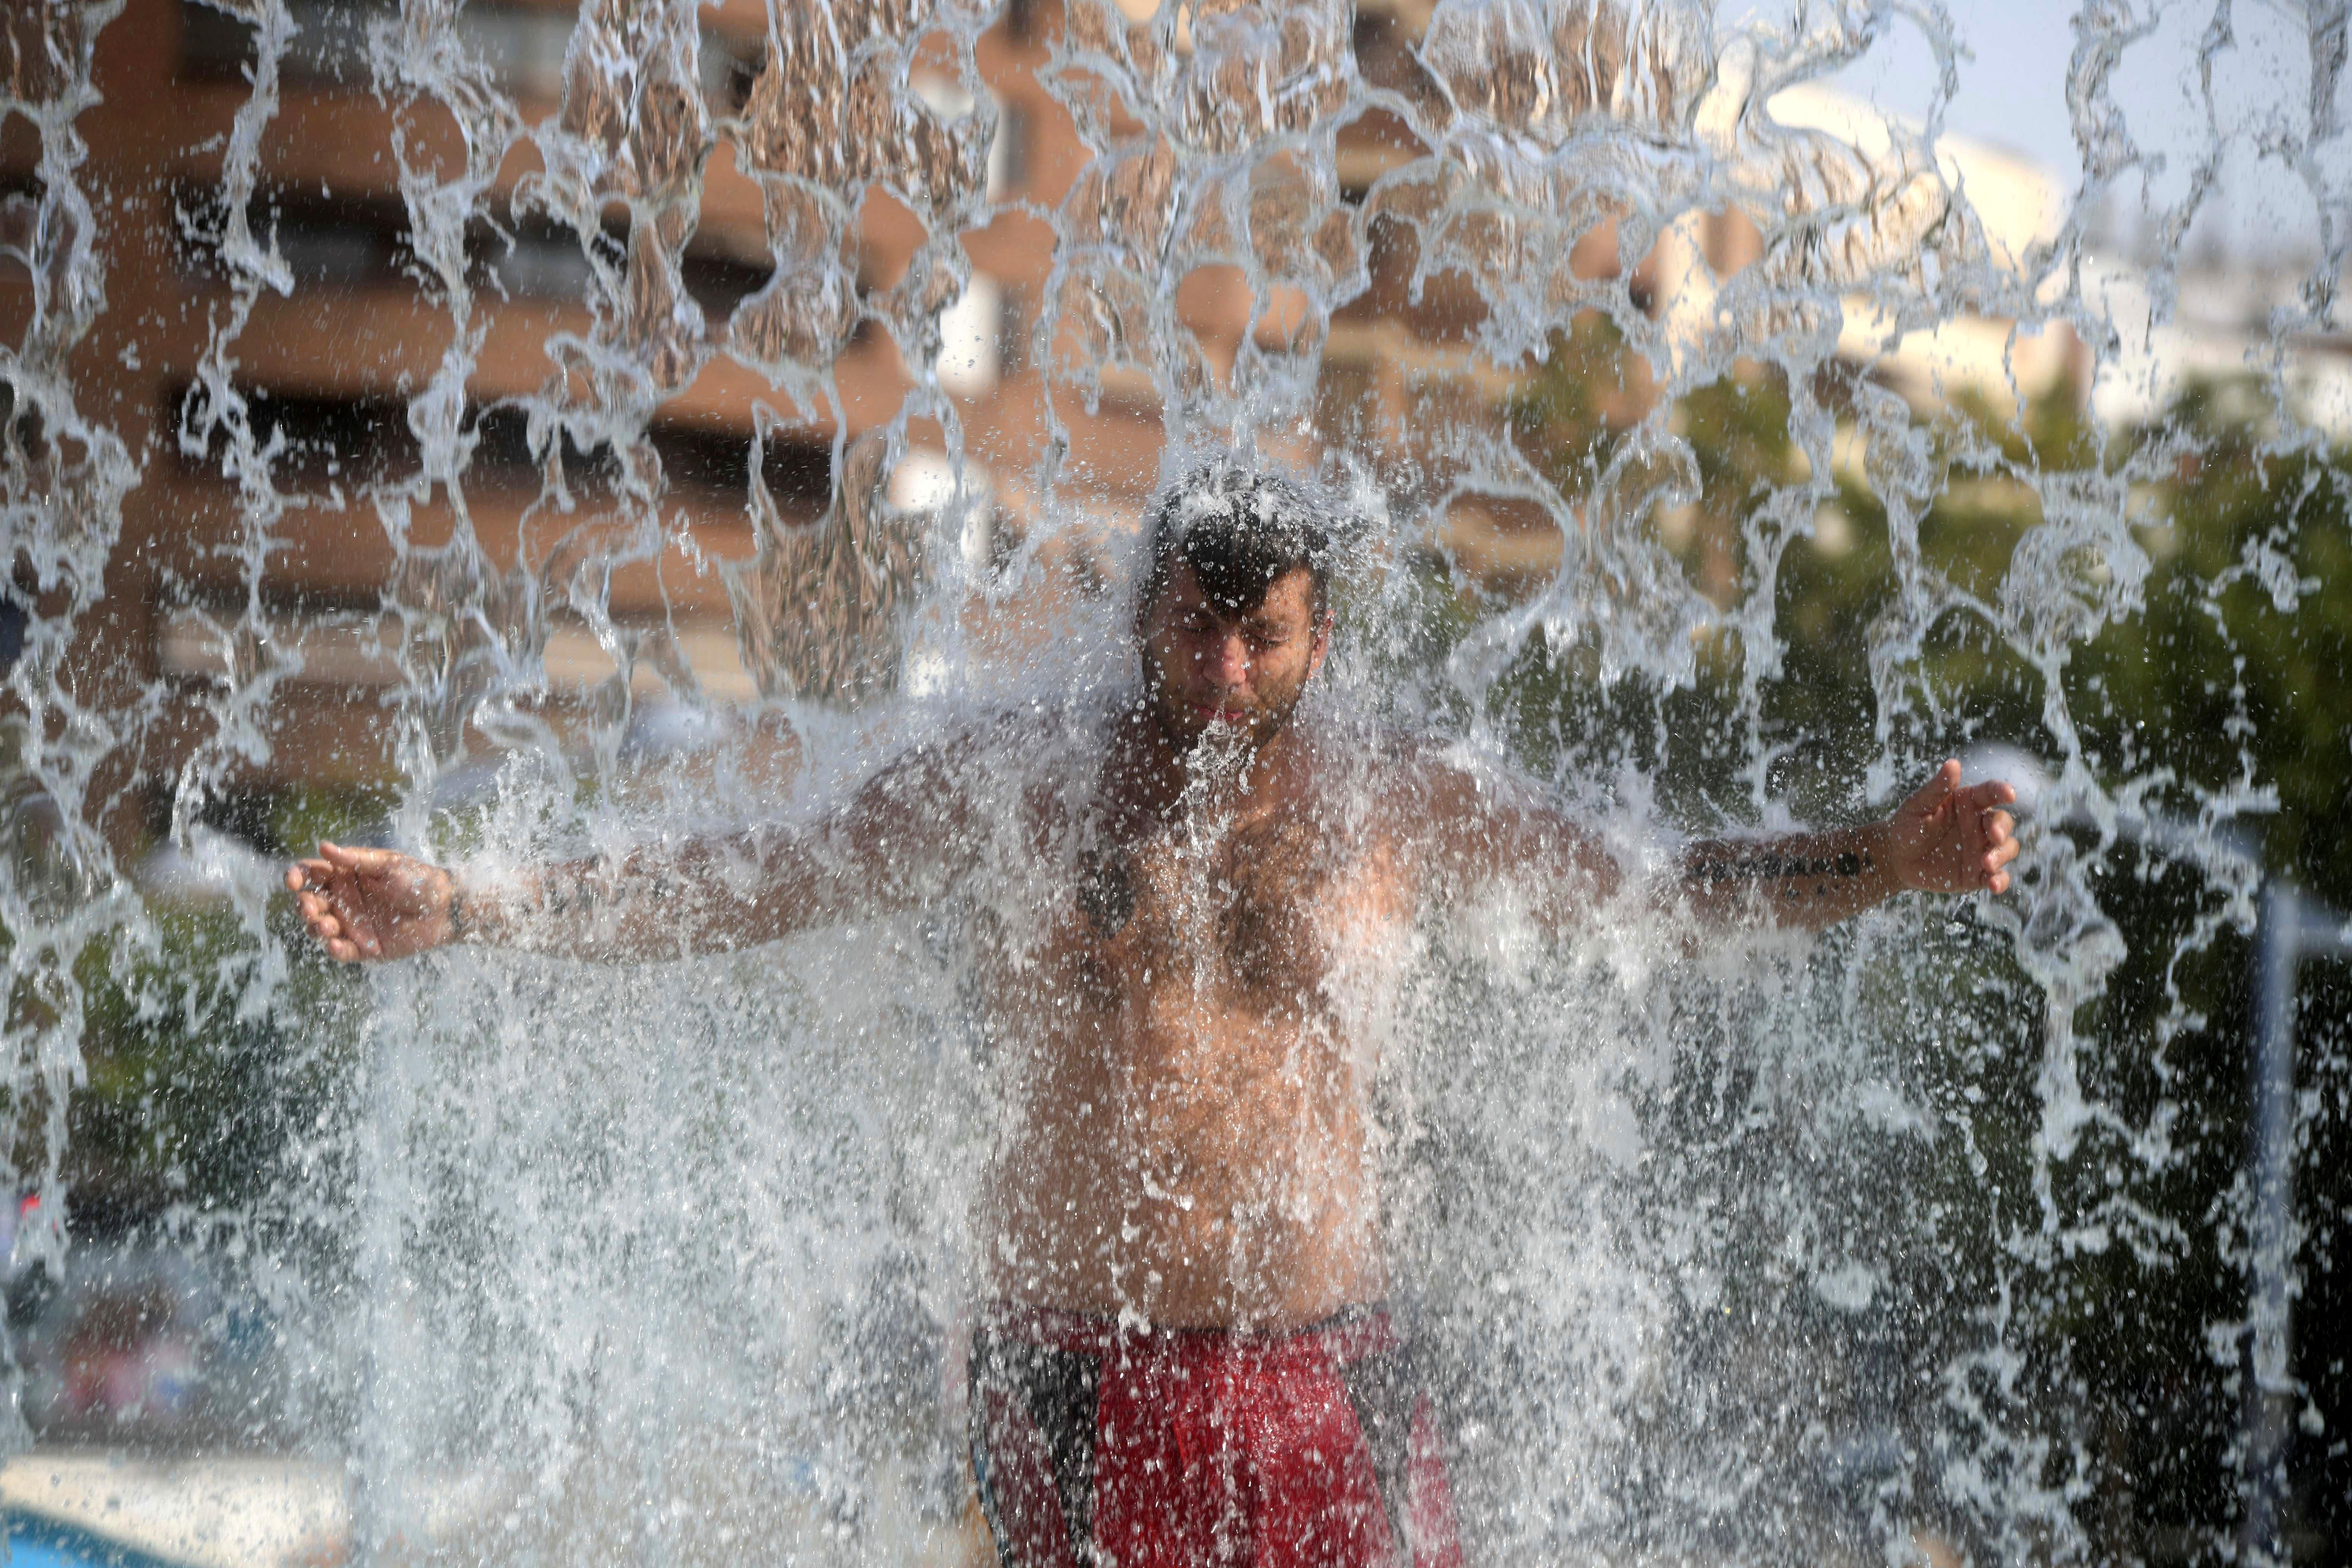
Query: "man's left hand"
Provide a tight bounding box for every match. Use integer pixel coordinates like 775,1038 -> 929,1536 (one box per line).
1886,760 -> 2020,895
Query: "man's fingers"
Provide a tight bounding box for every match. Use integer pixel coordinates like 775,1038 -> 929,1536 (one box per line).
290,853 -> 388,960
319,840 -> 398,874
292,885 -> 338,935
1979,809 -> 2020,887
1911,760 -> 1962,812
1960,780 -> 2017,812
311,905 -> 373,958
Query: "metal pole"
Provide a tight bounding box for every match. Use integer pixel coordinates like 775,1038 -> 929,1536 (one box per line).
2242,880 -> 2301,1565
2304,903 -> 2352,963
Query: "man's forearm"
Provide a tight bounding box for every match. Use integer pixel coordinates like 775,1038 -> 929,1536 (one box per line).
448,858 -> 659,960
449,831 -> 862,961
1680,820 -> 1902,933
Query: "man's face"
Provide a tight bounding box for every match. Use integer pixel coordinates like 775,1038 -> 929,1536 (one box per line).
1138,563 -> 1330,754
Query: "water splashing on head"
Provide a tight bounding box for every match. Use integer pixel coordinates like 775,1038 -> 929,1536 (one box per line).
1135,458 -> 1338,762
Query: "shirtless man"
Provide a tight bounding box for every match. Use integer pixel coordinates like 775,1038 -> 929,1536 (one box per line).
289,461 -> 2019,1568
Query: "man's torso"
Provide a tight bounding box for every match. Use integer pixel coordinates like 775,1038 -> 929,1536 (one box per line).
967,722 -> 1417,1329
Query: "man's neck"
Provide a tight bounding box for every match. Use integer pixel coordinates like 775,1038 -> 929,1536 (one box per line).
1108,702 -> 1301,825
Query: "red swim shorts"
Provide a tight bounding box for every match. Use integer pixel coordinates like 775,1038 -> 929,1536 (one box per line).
968,1303 -> 1464,1568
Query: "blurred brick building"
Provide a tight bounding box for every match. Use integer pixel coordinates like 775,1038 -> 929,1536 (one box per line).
2,0 -> 2071,857
0,0 -> 1522,849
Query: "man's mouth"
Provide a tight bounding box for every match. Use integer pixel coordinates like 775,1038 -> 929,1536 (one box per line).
1190,701 -> 1250,726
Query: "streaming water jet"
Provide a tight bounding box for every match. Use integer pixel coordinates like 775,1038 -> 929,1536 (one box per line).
2,2 -> 2349,1565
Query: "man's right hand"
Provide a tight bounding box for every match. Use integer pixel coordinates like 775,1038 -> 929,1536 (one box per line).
286,841 -> 459,963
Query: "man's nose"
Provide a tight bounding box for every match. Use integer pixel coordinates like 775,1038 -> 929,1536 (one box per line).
1203,632 -> 1250,687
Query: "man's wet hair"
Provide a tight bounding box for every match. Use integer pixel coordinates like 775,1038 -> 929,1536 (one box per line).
1141,461 -> 1334,619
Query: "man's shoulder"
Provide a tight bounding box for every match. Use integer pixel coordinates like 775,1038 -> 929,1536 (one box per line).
961,697 -> 1111,767
1292,718 -> 1477,808
1318,718 -> 1468,779
890,699 -> 1088,761
876,700 -> 1109,808
1312,724 -> 1569,831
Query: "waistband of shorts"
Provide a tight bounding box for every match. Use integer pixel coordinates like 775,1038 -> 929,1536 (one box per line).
974,1300 -> 1402,1363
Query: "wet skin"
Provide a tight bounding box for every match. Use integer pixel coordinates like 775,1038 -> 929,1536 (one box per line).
977,567 -> 1409,1325
289,564 -> 2023,1331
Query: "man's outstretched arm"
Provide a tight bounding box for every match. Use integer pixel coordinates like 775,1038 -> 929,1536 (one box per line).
1418,758 -> 2018,934
1677,761 -> 2018,932
286,742 -> 975,963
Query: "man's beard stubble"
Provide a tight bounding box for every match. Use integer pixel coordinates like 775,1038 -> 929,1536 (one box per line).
1148,677 -> 1308,779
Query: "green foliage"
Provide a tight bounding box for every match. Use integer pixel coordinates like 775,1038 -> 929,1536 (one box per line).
68,907 -> 368,1225
1484,338 -> 2352,1558
1495,328 -> 2346,877
19,327 -> 2344,1546
269,787 -> 395,862
2064,416 -> 2352,902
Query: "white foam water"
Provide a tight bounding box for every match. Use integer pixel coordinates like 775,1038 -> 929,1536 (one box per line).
2,0 -> 2346,1563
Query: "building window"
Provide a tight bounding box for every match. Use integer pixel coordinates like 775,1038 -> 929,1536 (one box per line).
177,0 -> 752,107
163,383 -> 830,515
937,274 -> 1004,395
158,600 -> 757,702
989,99 -> 1028,201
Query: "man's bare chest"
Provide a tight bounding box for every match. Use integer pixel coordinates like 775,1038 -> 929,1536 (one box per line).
1064,811 -> 1342,1004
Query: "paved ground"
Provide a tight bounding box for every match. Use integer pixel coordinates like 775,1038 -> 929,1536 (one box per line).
0,1453 -> 345,1568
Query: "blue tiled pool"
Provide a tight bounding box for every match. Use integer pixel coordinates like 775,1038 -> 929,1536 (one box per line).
5,1514 -> 182,1568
